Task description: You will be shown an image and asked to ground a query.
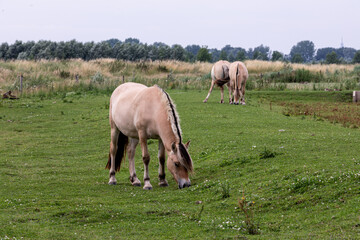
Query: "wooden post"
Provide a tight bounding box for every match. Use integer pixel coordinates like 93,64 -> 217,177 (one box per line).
122,75 -> 125,83
20,74 -> 23,93
353,91 -> 360,102
75,74 -> 79,83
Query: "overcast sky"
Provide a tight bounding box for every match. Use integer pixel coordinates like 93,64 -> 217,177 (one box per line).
0,0 -> 359,54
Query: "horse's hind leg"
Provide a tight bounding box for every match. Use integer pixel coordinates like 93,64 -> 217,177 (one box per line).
128,138 -> 141,186
203,80 -> 216,103
158,140 -> 168,187
138,131 -> 152,190
108,127 -> 119,185
227,82 -> 233,104
240,80 -> 246,105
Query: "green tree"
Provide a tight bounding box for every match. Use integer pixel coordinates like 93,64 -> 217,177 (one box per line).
291,53 -> 304,63
171,44 -> 186,61
236,50 -> 246,61
325,51 -> 339,64
253,50 -> 260,60
0,43 -> 10,60
253,45 -> 270,60
6,40 -> 24,59
219,50 -> 228,60
271,51 -> 283,61
290,40 -> 315,62
228,53 -> 235,62
197,47 -> 212,62
353,50 -> 360,63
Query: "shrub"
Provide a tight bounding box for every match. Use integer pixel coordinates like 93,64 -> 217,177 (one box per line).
294,69 -> 312,82
157,65 -> 168,73
91,72 -> 105,84
353,65 -> 360,74
259,147 -> 276,159
219,182 -> 230,199
59,70 -> 70,79
135,61 -> 149,71
344,78 -> 357,90
109,61 -> 126,73
245,79 -> 256,90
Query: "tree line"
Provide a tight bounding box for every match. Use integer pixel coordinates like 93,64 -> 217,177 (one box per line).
0,38 -> 359,64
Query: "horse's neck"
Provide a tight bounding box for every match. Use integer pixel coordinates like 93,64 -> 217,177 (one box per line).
157,112 -> 178,152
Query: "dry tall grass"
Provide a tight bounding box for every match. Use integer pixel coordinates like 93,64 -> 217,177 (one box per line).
245,60 -> 357,74
1,59 -> 359,95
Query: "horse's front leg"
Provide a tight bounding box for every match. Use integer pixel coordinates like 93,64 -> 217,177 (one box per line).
139,131 -> 152,190
128,138 -> 141,186
158,140 -> 168,187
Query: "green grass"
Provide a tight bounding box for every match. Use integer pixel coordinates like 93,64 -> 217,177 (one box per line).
1,89 -> 360,239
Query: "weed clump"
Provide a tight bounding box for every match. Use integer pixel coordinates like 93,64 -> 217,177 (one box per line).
259,147 -> 277,159
238,192 -> 260,235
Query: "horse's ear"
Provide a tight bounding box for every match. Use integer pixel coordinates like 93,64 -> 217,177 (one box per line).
184,140 -> 191,149
171,142 -> 177,153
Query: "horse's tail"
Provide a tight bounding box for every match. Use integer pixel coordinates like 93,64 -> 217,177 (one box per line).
235,63 -> 240,95
105,131 -> 128,172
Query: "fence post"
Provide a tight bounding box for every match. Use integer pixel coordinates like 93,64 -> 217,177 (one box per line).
75,74 -> 79,83
122,75 -> 125,83
20,74 -> 23,93
353,91 -> 360,102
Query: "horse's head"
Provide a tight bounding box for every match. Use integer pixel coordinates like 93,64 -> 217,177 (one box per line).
167,141 -> 193,189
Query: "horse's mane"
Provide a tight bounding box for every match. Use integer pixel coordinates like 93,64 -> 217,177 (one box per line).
155,85 -> 182,143
155,85 -> 193,172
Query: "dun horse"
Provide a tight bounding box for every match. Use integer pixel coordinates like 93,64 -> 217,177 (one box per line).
229,61 -> 248,105
106,82 -> 193,189
203,60 -> 231,103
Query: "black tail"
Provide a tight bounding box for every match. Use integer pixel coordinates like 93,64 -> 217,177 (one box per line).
105,131 -> 128,172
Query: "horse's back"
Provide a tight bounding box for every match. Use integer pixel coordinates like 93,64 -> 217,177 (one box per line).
212,60 -> 230,85
110,83 -> 148,136
229,61 -> 248,83
110,83 -> 163,138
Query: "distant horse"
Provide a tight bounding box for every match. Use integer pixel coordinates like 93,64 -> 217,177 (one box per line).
203,60 -> 231,103
229,61 -> 248,105
106,82 -> 193,189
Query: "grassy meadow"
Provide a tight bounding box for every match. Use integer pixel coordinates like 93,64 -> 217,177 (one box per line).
1,60 -> 360,239
1,87 -> 360,239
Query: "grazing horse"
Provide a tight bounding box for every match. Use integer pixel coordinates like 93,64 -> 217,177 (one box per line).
229,61 -> 248,105
203,60 -> 231,103
106,82 -> 193,189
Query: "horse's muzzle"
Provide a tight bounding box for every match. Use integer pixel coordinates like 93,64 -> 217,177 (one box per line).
178,179 -> 191,189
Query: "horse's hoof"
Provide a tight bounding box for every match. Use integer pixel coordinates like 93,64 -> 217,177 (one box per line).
143,185 -> 153,190
159,181 -> 169,187
108,181 -> 117,185
132,181 -> 141,187
203,100 -> 207,103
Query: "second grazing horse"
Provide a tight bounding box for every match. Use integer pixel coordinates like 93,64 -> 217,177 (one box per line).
203,60 -> 231,103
